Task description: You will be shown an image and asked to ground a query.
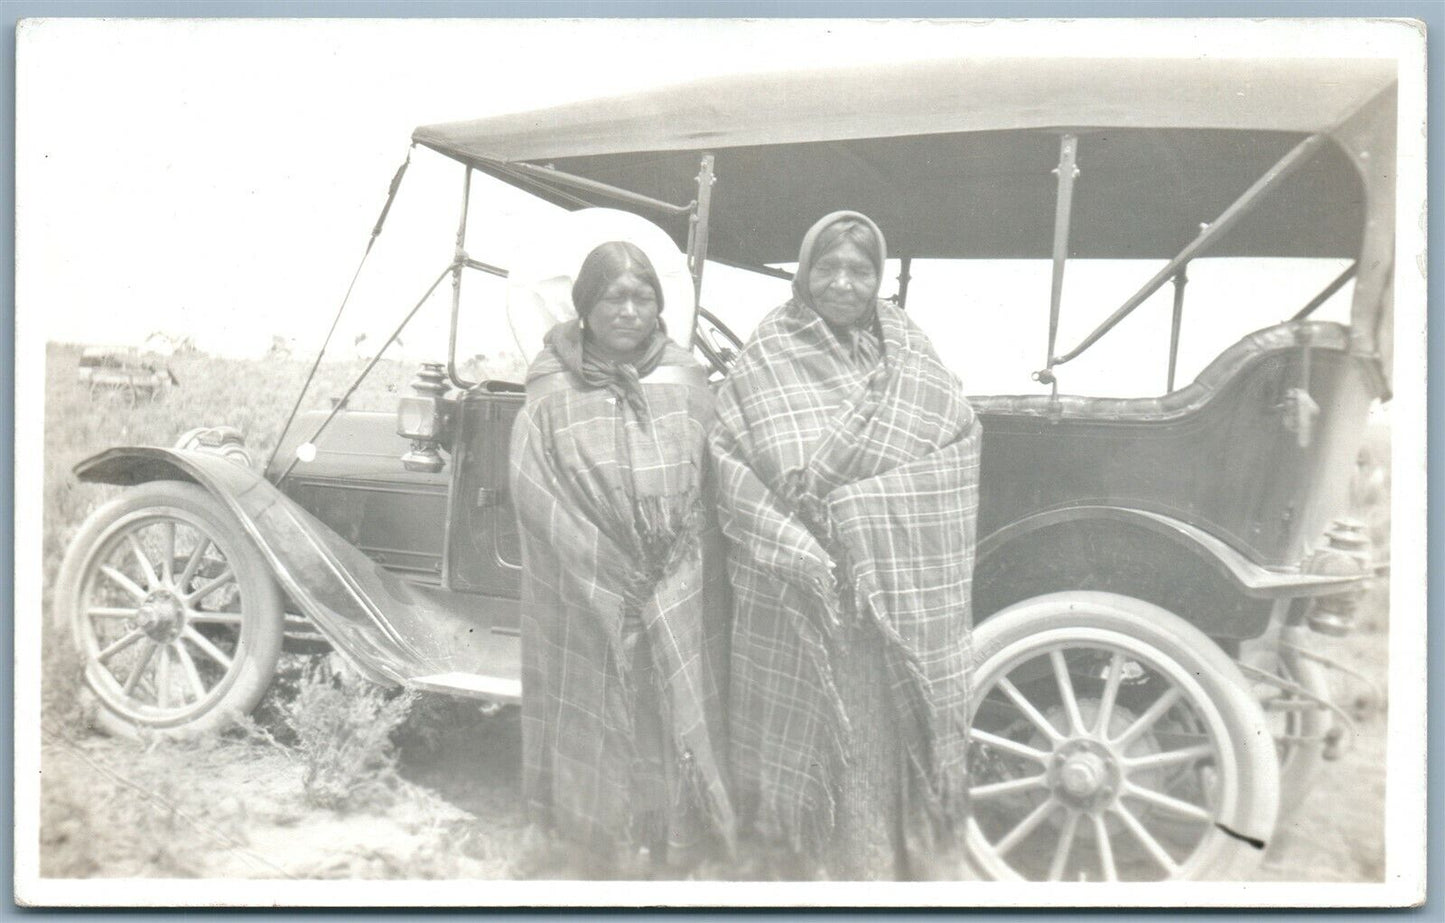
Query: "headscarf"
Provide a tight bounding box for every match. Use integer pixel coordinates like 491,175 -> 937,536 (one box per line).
792,211 -> 889,367
791,210 -> 888,317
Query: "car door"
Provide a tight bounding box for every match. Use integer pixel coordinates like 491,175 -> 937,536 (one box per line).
444,388 -> 524,626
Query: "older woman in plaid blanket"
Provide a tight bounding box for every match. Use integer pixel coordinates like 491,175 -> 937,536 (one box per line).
711,212 -> 981,880
510,241 -> 734,877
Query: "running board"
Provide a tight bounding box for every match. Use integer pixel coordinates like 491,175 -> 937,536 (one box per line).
407,672 -> 522,703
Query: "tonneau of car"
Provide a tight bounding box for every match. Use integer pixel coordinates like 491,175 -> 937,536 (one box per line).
969,321 -> 1362,421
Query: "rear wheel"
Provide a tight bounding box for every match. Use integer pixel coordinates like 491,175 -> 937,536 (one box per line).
966,592 -> 1279,882
55,480 -> 284,737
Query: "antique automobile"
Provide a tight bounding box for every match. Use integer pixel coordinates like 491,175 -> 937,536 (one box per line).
56,57 -> 1395,882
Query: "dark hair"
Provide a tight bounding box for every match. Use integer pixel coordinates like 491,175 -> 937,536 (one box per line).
571,241 -> 665,318
810,219 -> 883,273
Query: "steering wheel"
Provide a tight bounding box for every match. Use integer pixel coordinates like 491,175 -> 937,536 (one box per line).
693,305 -> 745,382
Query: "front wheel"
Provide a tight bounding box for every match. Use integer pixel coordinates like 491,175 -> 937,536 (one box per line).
55,480 -> 284,737
966,592 -> 1280,882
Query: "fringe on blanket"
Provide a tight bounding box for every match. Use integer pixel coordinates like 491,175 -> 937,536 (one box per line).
854,572 -> 972,846
617,488 -> 738,855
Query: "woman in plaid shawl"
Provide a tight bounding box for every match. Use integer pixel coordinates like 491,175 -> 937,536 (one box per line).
510,241 -> 734,877
711,212 -> 981,880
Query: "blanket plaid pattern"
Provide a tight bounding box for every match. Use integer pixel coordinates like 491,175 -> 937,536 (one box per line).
711,298 -> 980,857
510,343 -> 735,856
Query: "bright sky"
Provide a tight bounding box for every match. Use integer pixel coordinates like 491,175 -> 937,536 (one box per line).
16,18 -> 1379,396
16,20 -> 977,351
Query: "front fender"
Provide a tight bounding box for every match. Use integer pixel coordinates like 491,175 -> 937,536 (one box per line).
76,447 -> 484,687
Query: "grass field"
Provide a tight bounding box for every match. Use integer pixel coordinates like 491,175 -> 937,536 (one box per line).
34,341 -> 1392,885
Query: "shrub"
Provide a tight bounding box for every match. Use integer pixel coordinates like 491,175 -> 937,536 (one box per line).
284,657 -> 416,812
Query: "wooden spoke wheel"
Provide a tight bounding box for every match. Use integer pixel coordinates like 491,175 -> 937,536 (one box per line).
56,481 -> 283,737
967,592 -> 1279,882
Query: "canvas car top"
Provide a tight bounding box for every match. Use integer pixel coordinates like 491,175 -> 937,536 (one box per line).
412,57 -> 1397,265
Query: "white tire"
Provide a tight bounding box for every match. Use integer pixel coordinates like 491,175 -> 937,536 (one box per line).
966,592 -> 1280,882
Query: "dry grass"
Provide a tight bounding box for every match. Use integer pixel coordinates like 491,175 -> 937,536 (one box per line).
39,722 -> 298,878
38,709 -> 516,880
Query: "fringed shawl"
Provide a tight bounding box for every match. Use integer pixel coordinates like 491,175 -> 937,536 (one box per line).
711,297 -> 980,861
510,334 -> 735,856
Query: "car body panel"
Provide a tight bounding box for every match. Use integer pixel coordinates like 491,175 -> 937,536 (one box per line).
973,321 -> 1383,569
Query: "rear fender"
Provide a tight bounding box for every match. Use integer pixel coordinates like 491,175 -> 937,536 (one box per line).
974,506 -> 1354,639
76,447 -> 453,686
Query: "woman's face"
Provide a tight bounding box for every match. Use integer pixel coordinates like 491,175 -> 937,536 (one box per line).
807,238 -> 879,327
585,269 -> 660,359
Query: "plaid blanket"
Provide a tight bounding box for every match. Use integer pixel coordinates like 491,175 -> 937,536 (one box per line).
510,341 -> 734,857
711,298 -> 980,860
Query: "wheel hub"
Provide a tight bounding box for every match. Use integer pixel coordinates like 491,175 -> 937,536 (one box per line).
1060,752 -> 1106,796
1051,738 -> 1119,811
135,591 -> 185,642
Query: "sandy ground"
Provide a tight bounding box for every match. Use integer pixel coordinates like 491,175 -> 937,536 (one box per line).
38,703 -> 527,881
